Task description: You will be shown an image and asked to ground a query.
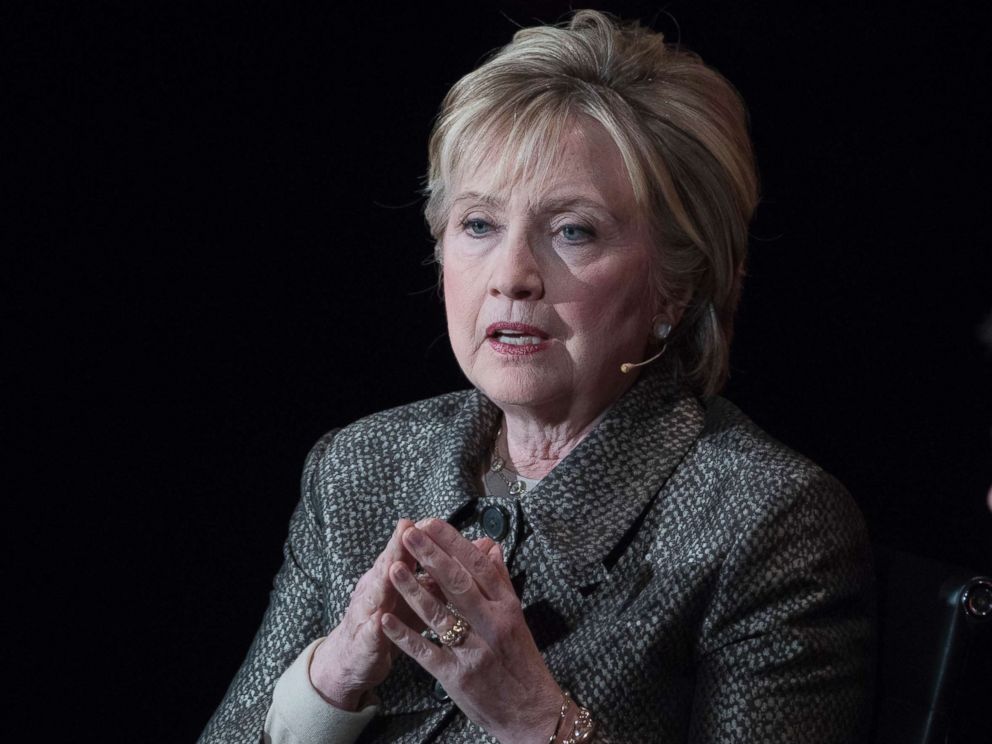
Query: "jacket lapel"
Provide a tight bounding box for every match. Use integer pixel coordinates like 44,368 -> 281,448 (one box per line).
522,367 -> 705,589
399,390 -> 501,523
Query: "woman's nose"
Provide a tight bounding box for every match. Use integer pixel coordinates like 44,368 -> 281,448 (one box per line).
489,230 -> 545,301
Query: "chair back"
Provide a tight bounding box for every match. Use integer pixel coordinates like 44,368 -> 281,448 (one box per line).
871,544 -> 991,743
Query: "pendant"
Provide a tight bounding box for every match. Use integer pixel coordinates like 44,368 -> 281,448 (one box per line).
490,427 -> 526,495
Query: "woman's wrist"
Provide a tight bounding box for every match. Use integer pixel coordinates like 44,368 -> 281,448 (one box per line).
312,682 -> 365,712
307,638 -> 373,711
490,682 -> 563,744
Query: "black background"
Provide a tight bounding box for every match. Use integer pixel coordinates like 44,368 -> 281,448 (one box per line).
8,0 -> 991,740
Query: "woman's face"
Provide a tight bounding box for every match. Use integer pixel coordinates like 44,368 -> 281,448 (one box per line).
441,118 -> 662,421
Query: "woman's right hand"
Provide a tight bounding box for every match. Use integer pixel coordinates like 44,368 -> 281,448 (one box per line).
309,518 -> 417,710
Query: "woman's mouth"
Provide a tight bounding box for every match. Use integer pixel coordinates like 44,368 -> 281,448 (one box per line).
486,323 -> 551,355
493,333 -> 543,345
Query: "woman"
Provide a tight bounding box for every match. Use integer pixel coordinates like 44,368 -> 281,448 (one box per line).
199,11 -> 873,743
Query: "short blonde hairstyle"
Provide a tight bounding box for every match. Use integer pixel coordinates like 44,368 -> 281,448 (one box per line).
423,10 -> 759,398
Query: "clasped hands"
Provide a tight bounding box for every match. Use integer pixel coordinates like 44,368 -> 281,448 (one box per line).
310,518 -> 565,744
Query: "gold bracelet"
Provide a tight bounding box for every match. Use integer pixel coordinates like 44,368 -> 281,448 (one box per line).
550,691 -> 596,744
548,692 -> 571,744
563,701 -> 595,744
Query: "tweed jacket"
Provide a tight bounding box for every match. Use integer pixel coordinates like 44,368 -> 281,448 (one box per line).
199,366 -> 874,743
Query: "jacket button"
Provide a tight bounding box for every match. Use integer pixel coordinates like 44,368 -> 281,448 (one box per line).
480,505 -> 510,541
433,679 -> 450,701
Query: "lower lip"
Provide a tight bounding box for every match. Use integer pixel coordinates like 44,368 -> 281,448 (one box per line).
487,337 -> 551,355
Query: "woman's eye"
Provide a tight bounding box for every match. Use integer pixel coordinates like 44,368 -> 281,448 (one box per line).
558,224 -> 593,242
462,218 -> 492,236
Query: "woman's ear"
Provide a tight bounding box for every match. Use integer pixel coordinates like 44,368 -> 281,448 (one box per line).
655,285 -> 692,330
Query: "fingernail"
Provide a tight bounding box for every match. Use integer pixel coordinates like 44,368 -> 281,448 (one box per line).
405,527 -> 427,548
393,563 -> 412,581
381,613 -> 398,632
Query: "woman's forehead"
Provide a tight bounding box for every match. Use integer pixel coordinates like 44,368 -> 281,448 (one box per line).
447,117 -> 576,198
446,119 -> 637,214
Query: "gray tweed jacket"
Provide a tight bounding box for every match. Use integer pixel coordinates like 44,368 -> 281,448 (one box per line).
199,366 -> 874,743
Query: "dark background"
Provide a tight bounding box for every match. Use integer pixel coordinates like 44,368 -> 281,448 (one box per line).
8,0 -> 991,740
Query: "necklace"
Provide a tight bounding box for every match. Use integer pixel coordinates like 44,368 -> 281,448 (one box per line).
490,427 -> 528,495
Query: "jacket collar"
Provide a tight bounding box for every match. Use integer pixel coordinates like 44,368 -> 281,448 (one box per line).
403,365 -> 705,588
381,368 -> 703,715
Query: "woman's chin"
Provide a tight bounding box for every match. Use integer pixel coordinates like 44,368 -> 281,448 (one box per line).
470,366 -> 569,411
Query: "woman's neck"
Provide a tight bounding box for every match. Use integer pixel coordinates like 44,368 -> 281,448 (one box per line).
496,407 -> 611,480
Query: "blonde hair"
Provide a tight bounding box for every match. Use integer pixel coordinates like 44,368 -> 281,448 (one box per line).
423,10 -> 759,398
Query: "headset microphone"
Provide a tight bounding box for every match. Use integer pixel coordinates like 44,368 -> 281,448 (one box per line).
620,318 -> 672,374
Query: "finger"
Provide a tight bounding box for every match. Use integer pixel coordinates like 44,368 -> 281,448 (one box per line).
389,561 -> 449,633
419,519 -> 512,601
388,560 -> 457,636
380,611 -> 445,677
405,566 -> 451,633
380,519 -> 417,568
391,592 -> 429,635
374,519 -> 416,576
349,519 -> 416,621
401,526 -> 488,610
470,538 -> 497,584
413,569 -> 445,601
345,572 -> 379,626
488,542 -> 511,581
473,536 -> 495,554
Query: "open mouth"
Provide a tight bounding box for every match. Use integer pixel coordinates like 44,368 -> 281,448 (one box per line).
491,331 -> 544,346
486,322 -> 548,344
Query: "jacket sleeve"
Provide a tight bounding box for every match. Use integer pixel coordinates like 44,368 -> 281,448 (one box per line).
197,430 -> 340,744
688,468 -> 875,744
263,638 -> 379,744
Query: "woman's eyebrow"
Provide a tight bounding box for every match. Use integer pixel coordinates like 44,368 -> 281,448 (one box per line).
539,195 -> 610,212
451,191 -> 504,208
538,195 -> 621,223
453,191 -> 617,216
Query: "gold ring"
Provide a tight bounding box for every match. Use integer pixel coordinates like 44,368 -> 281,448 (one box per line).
438,616 -> 470,647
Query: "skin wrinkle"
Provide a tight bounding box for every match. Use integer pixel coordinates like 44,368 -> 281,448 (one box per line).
442,116 -> 682,479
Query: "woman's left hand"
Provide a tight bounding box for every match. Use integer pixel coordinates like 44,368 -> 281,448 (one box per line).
380,518 -> 564,744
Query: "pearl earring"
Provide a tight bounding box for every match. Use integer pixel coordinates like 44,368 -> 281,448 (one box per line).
620,315 -> 672,374
652,316 -> 672,341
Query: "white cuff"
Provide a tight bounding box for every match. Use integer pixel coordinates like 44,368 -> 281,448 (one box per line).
263,638 -> 379,744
